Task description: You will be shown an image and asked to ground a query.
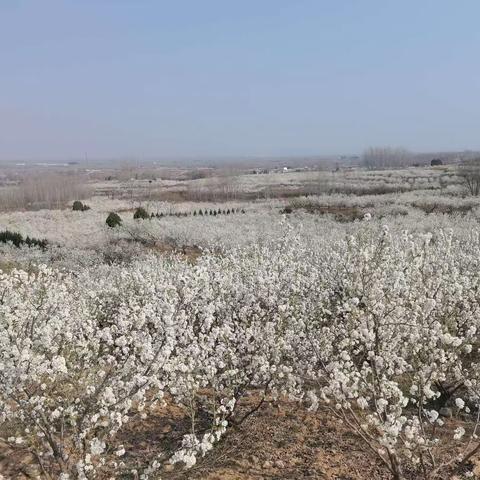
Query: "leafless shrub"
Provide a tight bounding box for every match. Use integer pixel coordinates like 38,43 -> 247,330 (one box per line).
286,198 -> 364,221
457,158 -> 480,196
183,168 -> 214,180
185,173 -> 241,202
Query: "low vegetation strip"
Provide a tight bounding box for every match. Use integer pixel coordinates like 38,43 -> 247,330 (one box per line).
0,229 -> 47,249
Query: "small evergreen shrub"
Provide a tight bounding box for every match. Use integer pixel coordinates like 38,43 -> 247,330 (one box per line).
72,201 -> 90,211
106,212 -> 122,228
133,207 -> 149,220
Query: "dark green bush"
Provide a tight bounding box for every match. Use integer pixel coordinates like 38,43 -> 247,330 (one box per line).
133,207 -> 149,220
106,212 -> 122,228
72,200 -> 90,211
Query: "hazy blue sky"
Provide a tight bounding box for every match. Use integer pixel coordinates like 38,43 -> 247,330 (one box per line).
1,1 -> 480,160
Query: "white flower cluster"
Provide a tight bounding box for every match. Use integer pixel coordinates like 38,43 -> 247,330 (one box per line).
2,225 -> 480,478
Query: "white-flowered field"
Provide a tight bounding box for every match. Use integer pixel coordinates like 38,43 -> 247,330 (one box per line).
2,166 -> 480,479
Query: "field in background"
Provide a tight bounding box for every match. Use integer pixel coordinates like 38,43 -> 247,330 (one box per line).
0,153 -> 470,208
0,160 -> 475,264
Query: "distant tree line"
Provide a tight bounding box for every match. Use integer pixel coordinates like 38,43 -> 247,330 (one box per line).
0,174 -> 89,210
362,147 -> 414,169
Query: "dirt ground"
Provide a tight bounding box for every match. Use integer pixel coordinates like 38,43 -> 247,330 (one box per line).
184,404 -> 388,480
2,400 -> 479,480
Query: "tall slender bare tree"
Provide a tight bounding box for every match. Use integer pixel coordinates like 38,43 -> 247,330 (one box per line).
458,158 -> 480,196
